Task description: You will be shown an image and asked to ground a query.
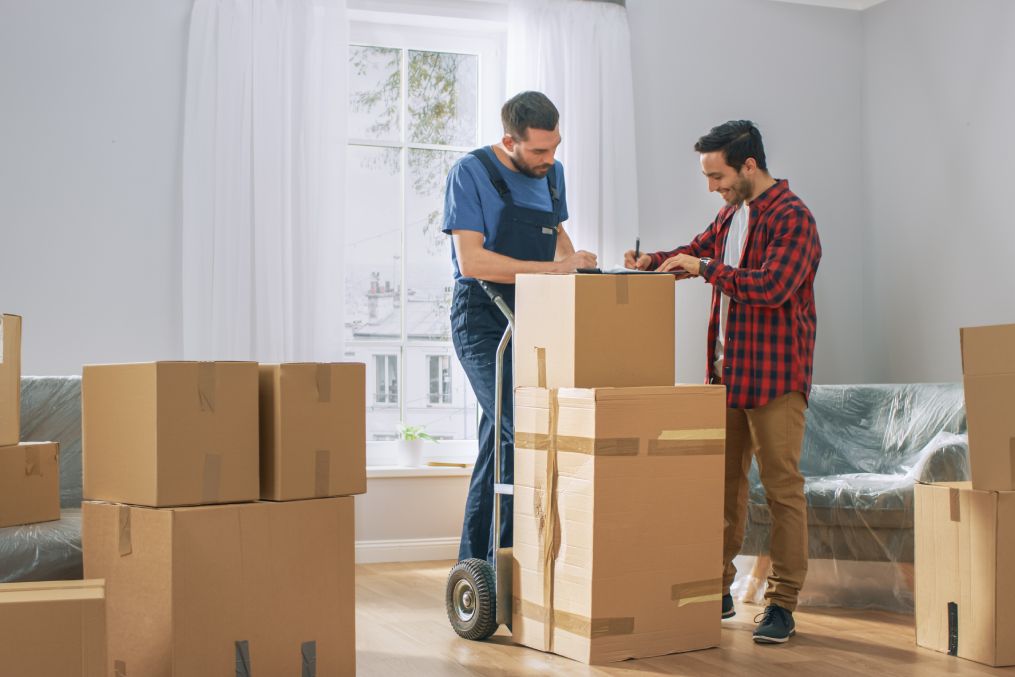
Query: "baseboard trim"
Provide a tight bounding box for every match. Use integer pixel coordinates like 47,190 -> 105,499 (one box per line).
355,536 -> 460,564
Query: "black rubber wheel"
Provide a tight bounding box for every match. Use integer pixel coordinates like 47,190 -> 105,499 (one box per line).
446,558 -> 498,641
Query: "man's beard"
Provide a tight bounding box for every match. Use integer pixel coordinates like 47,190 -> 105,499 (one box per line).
727,174 -> 753,204
509,154 -> 552,178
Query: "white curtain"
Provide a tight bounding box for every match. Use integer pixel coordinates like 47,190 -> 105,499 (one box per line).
182,0 -> 348,362
506,0 -> 639,267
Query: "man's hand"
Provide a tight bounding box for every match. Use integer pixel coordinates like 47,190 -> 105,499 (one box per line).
556,250 -> 598,272
657,253 -> 700,276
623,250 -> 652,270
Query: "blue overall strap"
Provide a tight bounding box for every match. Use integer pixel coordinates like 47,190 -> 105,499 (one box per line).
545,162 -> 560,220
470,148 -> 513,204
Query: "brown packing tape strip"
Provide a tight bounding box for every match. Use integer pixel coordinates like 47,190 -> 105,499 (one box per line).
203,453 -> 221,503
198,361 -> 216,412
536,347 -> 547,389
671,578 -> 723,607
316,364 -> 331,403
648,439 -> 725,456
949,487 -> 961,522
1011,438 -> 1015,490
315,450 -> 331,497
24,447 -> 42,477
514,597 -> 634,639
114,660 -> 127,677
118,506 -> 132,557
541,389 -> 560,651
615,274 -> 629,305
515,432 -> 639,456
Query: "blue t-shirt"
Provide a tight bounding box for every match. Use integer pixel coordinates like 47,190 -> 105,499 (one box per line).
442,147 -> 568,280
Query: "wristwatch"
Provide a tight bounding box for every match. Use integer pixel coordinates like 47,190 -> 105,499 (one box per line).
698,257 -> 712,276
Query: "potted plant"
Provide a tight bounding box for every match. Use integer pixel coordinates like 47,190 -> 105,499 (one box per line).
395,423 -> 438,467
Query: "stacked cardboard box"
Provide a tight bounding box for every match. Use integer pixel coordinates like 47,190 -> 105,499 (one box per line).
511,274 -> 726,664
0,314 -> 61,528
0,579 -> 107,677
81,361 -> 364,677
915,323 -> 1015,667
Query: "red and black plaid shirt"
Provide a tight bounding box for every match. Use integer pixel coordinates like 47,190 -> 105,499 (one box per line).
648,179 -> 821,409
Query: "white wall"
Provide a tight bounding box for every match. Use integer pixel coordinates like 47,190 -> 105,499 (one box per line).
627,0 -> 866,385
0,0 -> 191,376
861,0 -> 1015,383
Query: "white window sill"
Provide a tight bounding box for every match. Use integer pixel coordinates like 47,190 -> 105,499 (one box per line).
367,465 -> 473,479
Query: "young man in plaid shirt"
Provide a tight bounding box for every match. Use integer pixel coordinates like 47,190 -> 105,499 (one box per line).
625,120 -> 821,644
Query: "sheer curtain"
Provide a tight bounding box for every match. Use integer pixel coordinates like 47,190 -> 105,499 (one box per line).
181,0 -> 347,362
506,0 -> 639,267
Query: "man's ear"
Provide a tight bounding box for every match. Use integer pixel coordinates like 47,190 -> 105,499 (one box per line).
502,133 -> 516,152
742,157 -> 758,175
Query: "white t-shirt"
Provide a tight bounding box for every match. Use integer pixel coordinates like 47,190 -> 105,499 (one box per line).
714,203 -> 750,378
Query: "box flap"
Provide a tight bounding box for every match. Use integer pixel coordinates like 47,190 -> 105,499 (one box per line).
961,324 -> 1015,376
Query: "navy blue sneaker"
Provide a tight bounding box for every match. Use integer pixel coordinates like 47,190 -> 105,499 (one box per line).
721,593 -> 735,619
753,604 -> 795,643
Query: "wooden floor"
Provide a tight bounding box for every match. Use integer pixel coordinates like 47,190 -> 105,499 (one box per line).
357,560 -> 1013,676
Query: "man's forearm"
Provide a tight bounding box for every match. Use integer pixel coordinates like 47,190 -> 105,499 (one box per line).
555,225 -> 576,261
459,247 -> 562,284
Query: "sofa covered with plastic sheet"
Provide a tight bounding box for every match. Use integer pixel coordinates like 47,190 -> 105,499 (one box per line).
0,377 -> 83,581
732,383 -> 968,612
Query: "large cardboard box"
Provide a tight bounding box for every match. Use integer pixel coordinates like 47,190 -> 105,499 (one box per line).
0,441 -> 60,527
513,385 -> 726,664
960,324 -> 1015,491
515,274 -> 675,389
0,579 -> 107,677
0,313 -> 22,446
259,363 -> 366,500
82,361 -> 259,507
83,496 -> 356,677
915,482 -> 1015,666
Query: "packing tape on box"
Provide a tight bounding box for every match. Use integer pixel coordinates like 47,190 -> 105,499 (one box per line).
615,274 -> 629,305
515,432 -> 639,456
198,362 -> 216,412
315,450 -> 331,497
649,429 -> 725,456
118,506 -> 132,557
235,640 -> 251,677
541,389 -> 561,651
513,597 -> 635,639
671,578 -> 723,607
536,347 -> 547,388
949,487 -> 961,522
301,640 -> 317,677
24,447 -> 41,477
203,453 -> 222,503
114,660 -> 127,677
316,364 -> 331,403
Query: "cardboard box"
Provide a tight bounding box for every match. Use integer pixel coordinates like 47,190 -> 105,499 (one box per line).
0,579 -> 107,677
259,363 -> 366,500
960,323 -> 1015,491
82,361 -> 259,507
514,274 -> 675,389
0,441 -> 60,528
512,385 -> 726,664
915,481 -> 1015,666
83,496 -> 356,677
0,313 -> 22,446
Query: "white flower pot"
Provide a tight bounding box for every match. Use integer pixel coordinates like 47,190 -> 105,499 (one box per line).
396,439 -> 425,467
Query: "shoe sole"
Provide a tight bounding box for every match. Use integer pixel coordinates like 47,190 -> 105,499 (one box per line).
721,609 -> 736,619
753,629 -> 795,644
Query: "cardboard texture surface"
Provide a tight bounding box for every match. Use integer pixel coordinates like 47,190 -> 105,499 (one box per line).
915,482 -> 1015,666
960,324 -> 1015,491
82,497 -> 356,677
512,385 -> 725,664
82,361 -> 259,507
0,314 -> 22,446
0,579 -> 107,677
259,363 -> 366,500
514,275 -> 675,389
0,441 -> 60,527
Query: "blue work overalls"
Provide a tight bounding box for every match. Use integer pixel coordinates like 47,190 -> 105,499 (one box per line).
452,148 -> 561,562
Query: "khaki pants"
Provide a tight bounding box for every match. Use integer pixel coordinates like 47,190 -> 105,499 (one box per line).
722,391 -> 808,611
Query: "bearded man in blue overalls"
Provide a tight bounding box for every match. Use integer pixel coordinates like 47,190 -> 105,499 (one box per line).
442,91 -> 597,562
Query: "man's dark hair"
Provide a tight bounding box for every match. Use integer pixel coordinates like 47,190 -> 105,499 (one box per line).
694,120 -> 767,172
501,91 -> 559,140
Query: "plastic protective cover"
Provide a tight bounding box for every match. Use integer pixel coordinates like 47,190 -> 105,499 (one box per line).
731,383 -> 968,613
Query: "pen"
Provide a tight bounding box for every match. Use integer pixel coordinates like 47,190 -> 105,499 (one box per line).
634,237 -> 640,268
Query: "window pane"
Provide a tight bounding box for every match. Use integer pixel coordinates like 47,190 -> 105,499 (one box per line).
348,46 -> 401,142
407,50 -> 478,147
406,346 -> 476,438
428,355 -> 439,404
345,145 -> 402,344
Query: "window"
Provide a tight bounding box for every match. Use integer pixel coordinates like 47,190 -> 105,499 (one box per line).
344,12 -> 503,450
374,354 -> 398,405
428,354 -> 452,405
